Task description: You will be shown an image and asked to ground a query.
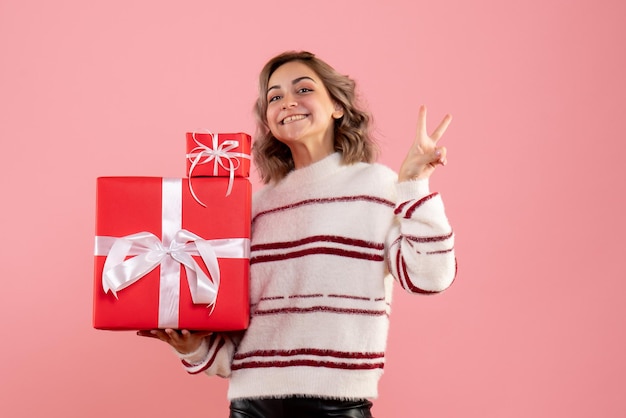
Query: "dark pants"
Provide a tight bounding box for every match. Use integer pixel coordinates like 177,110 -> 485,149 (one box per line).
229,397 -> 374,418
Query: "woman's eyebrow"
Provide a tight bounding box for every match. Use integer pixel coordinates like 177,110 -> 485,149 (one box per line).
267,76 -> 317,94
292,76 -> 316,85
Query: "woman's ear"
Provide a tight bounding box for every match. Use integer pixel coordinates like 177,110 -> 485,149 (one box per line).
332,103 -> 344,119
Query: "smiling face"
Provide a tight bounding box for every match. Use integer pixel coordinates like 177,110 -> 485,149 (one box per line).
265,61 -> 341,161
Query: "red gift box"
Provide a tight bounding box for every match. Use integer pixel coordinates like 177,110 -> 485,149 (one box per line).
93,176 -> 251,331
186,132 -> 251,178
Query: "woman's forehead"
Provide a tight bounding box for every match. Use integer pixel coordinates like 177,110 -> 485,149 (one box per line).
268,61 -> 318,85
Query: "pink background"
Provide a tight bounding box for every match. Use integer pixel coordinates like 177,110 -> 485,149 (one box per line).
1,0 -> 624,417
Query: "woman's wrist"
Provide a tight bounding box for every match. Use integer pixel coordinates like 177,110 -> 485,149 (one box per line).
175,336 -> 210,365
397,177 -> 430,200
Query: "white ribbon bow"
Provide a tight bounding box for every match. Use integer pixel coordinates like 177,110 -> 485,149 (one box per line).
100,230 -> 222,307
97,231 -> 249,318
186,132 -> 251,206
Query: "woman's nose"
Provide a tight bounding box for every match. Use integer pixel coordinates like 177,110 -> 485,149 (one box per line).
281,94 -> 297,109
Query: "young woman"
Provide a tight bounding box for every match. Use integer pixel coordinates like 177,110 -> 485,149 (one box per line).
140,50 -> 456,418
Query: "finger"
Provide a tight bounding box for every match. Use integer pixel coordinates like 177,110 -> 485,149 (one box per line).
165,328 -> 182,342
437,147 -> 448,166
152,329 -> 170,340
137,329 -> 168,342
137,330 -> 160,339
431,114 -> 452,142
415,105 -> 428,141
186,331 -> 214,342
181,329 -> 212,339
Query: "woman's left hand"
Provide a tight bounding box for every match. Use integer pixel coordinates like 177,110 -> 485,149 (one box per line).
398,105 -> 452,182
137,328 -> 213,354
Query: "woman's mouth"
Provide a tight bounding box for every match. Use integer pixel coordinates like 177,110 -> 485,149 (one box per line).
281,114 -> 308,125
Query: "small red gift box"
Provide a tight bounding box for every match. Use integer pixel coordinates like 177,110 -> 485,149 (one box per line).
93,176 -> 251,331
186,132 -> 251,178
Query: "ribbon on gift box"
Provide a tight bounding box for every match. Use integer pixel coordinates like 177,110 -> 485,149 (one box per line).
94,178 -> 250,329
186,132 -> 251,206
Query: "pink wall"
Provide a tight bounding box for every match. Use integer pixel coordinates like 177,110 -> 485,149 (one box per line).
1,0 -> 625,416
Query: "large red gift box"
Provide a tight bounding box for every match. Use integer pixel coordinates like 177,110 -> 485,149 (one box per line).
93,176 -> 251,331
186,132 -> 251,178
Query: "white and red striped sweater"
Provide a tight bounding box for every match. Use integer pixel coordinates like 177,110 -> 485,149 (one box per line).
179,152 -> 456,400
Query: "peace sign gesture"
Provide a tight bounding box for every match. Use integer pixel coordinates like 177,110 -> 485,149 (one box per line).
398,105 -> 452,182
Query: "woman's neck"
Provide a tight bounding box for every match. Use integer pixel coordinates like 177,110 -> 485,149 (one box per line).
288,141 -> 335,169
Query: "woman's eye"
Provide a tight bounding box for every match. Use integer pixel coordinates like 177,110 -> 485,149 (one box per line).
268,95 -> 281,103
298,88 -> 312,93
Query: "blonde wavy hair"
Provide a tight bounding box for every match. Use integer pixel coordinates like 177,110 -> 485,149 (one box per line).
253,51 -> 378,184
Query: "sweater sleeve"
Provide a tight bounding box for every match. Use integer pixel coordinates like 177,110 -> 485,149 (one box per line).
386,178 -> 456,293
176,332 -> 242,378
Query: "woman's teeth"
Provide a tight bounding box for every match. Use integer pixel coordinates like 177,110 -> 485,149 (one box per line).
282,114 -> 307,125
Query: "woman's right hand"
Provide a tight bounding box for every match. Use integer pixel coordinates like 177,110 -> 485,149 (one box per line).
137,329 -> 213,355
398,105 -> 452,182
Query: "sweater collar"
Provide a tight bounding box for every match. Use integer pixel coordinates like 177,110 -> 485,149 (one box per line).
277,152 -> 343,187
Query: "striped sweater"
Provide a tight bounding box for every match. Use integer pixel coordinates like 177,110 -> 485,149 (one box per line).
179,152 -> 456,400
